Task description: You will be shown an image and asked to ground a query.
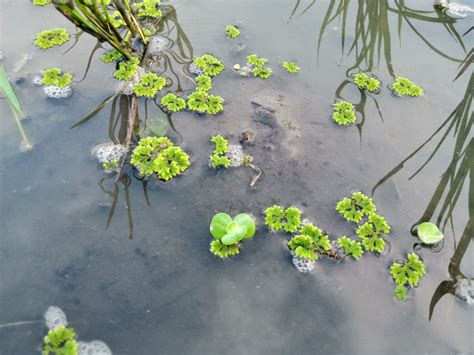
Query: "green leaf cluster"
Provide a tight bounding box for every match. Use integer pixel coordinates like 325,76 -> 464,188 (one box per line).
42,68 -> 73,88
225,25 -> 240,38
43,326 -> 78,355
33,0 -> 51,6
195,75 -> 212,92
332,101 -> 356,125
160,93 -> 186,112
187,91 -> 223,115
210,240 -> 240,258
134,0 -> 162,18
390,253 -> 426,301
109,10 -> 125,28
336,192 -> 376,223
133,72 -> 167,97
130,136 -> 190,180
354,72 -> 380,93
210,135 -> 230,168
246,54 -> 272,79
282,61 -> 300,73
264,205 -> 302,233
417,222 -> 444,244
356,214 -> 390,253
114,57 -> 140,81
299,223 -> 331,253
101,49 -> 123,63
102,159 -> 119,172
392,77 -> 423,97
288,223 -> 331,261
35,28 -> 69,49
337,236 -> 363,260
193,55 -> 225,77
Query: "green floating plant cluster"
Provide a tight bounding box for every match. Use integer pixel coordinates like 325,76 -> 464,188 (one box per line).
196,75 -> 212,92
209,213 -> 256,258
160,93 -> 186,112
390,253 -> 426,301
101,49 -> 123,63
193,55 -> 225,77
42,68 -> 73,88
33,0 -> 51,6
187,91 -> 223,115
417,222 -> 444,245
354,72 -> 381,93
332,101 -> 356,125
130,136 -> 190,180
210,135 -> 230,168
336,192 -> 376,223
225,25 -> 240,38
247,54 -> 272,79
134,0 -> 162,18
109,10 -> 125,28
102,159 -> 119,173
337,236 -> 363,260
35,28 -> 69,49
133,72 -> 167,97
282,61 -> 300,74
114,57 -> 140,81
288,223 -> 331,261
392,77 -> 423,97
264,205 -> 302,233
43,326 -> 78,355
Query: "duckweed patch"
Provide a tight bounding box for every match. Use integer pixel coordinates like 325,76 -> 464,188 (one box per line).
390,253 -> 426,301
332,101 -> 356,125
34,28 -> 69,49
391,77 -> 423,97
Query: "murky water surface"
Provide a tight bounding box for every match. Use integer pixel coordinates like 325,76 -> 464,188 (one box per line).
0,1 -> 472,354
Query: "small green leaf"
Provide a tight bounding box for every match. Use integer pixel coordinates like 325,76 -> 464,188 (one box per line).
210,213 -> 233,239
234,213 -> 255,239
222,222 -> 247,245
417,222 -> 444,244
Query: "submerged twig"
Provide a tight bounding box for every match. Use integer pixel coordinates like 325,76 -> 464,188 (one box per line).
115,94 -> 138,182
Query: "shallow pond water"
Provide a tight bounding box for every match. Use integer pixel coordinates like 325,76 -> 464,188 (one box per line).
0,0 -> 472,354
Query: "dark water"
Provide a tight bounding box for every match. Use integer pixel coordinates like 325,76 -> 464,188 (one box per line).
0,0 -> 472,354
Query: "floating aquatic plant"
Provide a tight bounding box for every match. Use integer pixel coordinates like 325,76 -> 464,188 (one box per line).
114,57 -> 140,81
207,95 -> 224,115
246,54 -> 272,79
264,205 -> 302,233
160,93 -> 186,112
210,135 -> 230,168
187,91 -> 223,115
417,222 -> 444,244
43,325 -> 78,355
332,101 -> 356,125
353,72 -> 380,93
299,223 -> 331,253
392,77 -> 423,97
101,49 -> 122,63
195,75 -> 212,92
282,61 -> 300,73
33,0 -> 51,5
225,25 -> 240,38
109,10 -> 126,28
34,28 -> 69,49
130,136 -> 190,180
193,55 -> 225,77
42,68 -> 72,88
134,0 -> 162,18
336,192 -> 377,223
356,214 -> 390,253
337,236 -> 364,260
133,72 -> 166,97
209,212 -> 256,258
102,159 -> 119,173
390,253 -> 426,301
288,235 -> 318,261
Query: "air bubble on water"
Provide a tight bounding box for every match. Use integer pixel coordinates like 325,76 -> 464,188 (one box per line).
43,85 -> 73,99
91,142 -> 127,164
77,340 -> 113,355
226,144 -> 245,167
44,306 -> 68,330
455,277 -> 474,305
292,256 -> 315,273
147,36 -> 171,55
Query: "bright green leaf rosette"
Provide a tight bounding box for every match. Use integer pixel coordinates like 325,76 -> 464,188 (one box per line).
417,222 -> 444,244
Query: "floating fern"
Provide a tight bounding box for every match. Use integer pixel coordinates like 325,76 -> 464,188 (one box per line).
133,72 -> 167,97
33,0 -> 51,5
225,25 -> 240,38
161,93 -> 186,112
101,49 -> 123,63
195,75 -> 212,92
264,205 -> 301,233
134,0 -> 162,18
193,55 -> 225,77
336,192 -> 376,223
43,326 -> 78,355
114,57 -> 139,81
337,236 -> 363,260
42,68 -> 72,88
282,61 -> 300,73
332,101 -> 356,125
246,54 -> 272,79
210,135 -> 230,168
187,91 -> 223,115
390,253 -> 426,301
353,72 -> 381,93
392,77 -> 423,97
35,28 -> 69,49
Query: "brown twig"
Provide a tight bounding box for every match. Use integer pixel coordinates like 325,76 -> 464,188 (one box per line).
248,163 -> 262,187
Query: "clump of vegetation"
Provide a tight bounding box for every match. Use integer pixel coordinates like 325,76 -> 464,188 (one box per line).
100,49 -> 122,63
332,101 -> 356,125
195,75 -> 212,92
133,72 -> 167,97
336,192 -> 377,223
102,159 -> 119,173
288,223 -> 332,261
282,61 -> 300,73
114,57 -> 140,81
337,236 -> 363,260
133,0 -> 162,18
356,214 -> 390,253
225,25 -> 240,38
209,135 -> 230,168
42,68 -> 73,88
246,54 -> 272,79
187,91 -> 223,115
130,136 -> 190,180
33,0 -> 51,6
193,54 -> 225,77
417,222 -> 444,245
34,28 -> 69,49
209,213 -> 256,258
109,10 -> 126,28
160,93 -> 186,112
390,253 -> 426,301
353,72 -> 381,93
264,205 -> 302,233
392,77 -> 423,97
43,326 -> 78,355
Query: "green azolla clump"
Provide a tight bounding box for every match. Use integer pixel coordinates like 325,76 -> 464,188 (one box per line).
130,136 -> 190,180
353,72 -> 381,93
195,75 -> 212,92
42,68 -> 73,88
35,28 -> 69,49
210,240 -> 240,258
264,205 -> 302,233
337,236 -> 363,260
33,0 -> 51,6
356,214 -> 391,253
161,93 -> 186,112
390,253 -> 426,301
246,54 -> 272,79
134,0 -> 162,18
193,55 -> 225,77
225,25 -> 241,38
114,57 -> 140,81
288,223 -> 331,261
210,135 -> 230,168
332,101 -> 356,125
336,192 -> 376,223
43,326 -> 78,355
102,159 -> 119,172
187,91 -> 223,115
101,49 -> 123,63
133,72 -> 167,97
109,10 -> 125,28
282,61 -> 300,73
392,77 -> 423,97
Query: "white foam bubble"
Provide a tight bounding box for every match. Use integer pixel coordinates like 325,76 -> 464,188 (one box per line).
455,277 -> 474,305
292,256 -> 315,273
78,340 -> 113,355
44,85 -> 72,99
44,306 -> 68,330
91,142 -> 127,164
226,144 -> 245,167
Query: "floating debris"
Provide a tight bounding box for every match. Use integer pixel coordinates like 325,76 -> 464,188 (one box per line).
435,0 -> 473,18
